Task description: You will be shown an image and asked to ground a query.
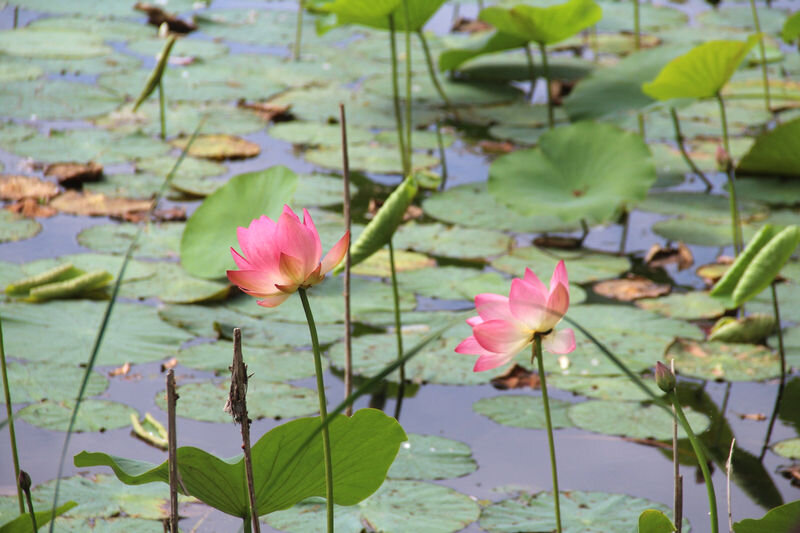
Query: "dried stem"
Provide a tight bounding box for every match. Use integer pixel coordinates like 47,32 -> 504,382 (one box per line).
339,103 -> 353,417
166,369 -> 180,533
226,329 -> 260,532
726,438 -> 735,533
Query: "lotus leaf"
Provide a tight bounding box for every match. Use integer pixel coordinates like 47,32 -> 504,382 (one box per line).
388,434 -> 477,480
666,338 -> 779,381
479,0 -> 602,46
473,395 -> 573,429
568,399 -> 709,439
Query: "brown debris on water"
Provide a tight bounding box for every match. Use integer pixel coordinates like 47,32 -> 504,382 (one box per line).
170,134 -> 261,161
0,174 -> 59,201
134,2 -> 197,33
238,100 -> 293,122
593,274 -> 671,302
451,18 -> 492,33
50,190 -> 153,217
491,364 -> 540,390
5,198 -> 57,218
645,242 -> 694,271
44,162 -> 103,188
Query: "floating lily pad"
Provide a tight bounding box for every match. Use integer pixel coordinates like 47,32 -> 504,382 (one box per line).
393,221 -> 511,260
0,122 -> 37,145
170,133 -> 260,161
30,51 -> 142,76
473,395 -> 573,429
328,330 -> 492,386
128,37 -> 229,62
363,74 -> 524,106
0,210 -> 42,243
568,399 -> 709,439
636,291 -> 726,320
665,338 -> 779,382
492,247 -> 629,284
0,59 -> 43,82
388,434 -> 477,480
0,260 -> 24,290
294,174 -> 358,207
698,6 -> 787,34
0,80 -> 123,120
351,248 -> 435,277
85,172 -> 183,200
118,262 -> 230,303
155,381 -> 319,422
9,129 -> 169,165
176,340 -> 320,381
772,438 -> 800,460
0,28 -> 112,59
733,178 -> 800,206
423,182 -> 580,233
548,374 -> 663,401
196,7 -> 313,47
480,490 -> 680,533
396,265 -> 500,300
78,222 -> 183,259
489,122 -> 656,224
737,117 -> 800,178
638,191 -> 766,218
266,480 -> 480,533
596,1 -> 687,32
652,217 -> 754,247
0,361 -> 108,404
54,517 -> 175,532
269,122 -> 374,147
18,399 -> 137,432
1,300 -> 191,365
305,144 -> 438,175
28,15 -> 155,41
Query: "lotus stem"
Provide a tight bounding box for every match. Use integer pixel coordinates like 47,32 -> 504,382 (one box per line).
524,44 -> 536,101
533,337 -> 562,533
619,211 -> 629,256
0,316 -> 23,513
670,107 -> 712,192
537,42 -> 554,129
403,0 -> 413,170
715,93 -> 743,254
726,438 -> 735,533
389,240 -> 406,421
298,288 -> 334,533
477,0 -> 484,10
672,383 -> 683,533
748,0 -> 771,112
759,281 -> 786,460
633,0 -> 641,50
293,0 -> 304,61
158,81 -> 166,140
670,391 -> 718,533
436,121 -> 448,191
13,6 -> 18,29
166,369 -> 180,533
340,104 -> 354,417
388,15 -> 409,176
579,219 -> 590,244
637,113 -> 646,139
590,25 -> 599,63
417,30 -> 455,114
19,471 -> 36,530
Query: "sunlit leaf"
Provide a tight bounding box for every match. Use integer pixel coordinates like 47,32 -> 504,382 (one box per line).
479,0 -> 602,45
737,117 -> 800,178
734,500 -> 800,533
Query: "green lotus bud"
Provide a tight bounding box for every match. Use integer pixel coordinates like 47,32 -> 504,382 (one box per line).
655,361 -> 676,393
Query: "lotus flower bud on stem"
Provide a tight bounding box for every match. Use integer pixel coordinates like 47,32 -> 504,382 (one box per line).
655,361 -> 676,393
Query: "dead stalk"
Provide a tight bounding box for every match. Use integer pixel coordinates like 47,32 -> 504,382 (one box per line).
166,369 -> 180,533
727,438 -> 735,533
340,103 -> 353,416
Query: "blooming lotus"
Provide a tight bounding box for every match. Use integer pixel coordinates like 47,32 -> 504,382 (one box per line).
226,205 -> 349,308
456,260 -> 576,372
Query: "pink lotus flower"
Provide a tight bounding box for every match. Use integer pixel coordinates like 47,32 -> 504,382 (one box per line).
226,205 -> 349,308
455,260 -> 576,372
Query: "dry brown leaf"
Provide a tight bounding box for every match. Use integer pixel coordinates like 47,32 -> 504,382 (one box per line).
533,235 -> 582,249
238,101 -> 293,122
644,242 -> 694,271
134,2 -> 196,33
593,275 -> 671,302
736,412 -> 766,421
478,140 -> 515,154
0,174 -> 59,201
51,190 -> 153,217
451,17 -> 492,33
778,464 -> 800,487
5,198 -> 58,218
119,206 -> 186,223
170,134 -> 260,161
160,357 -> 178,372
109,362 -> 131,377
44,161 -> 103,188
490,364 -> 540,390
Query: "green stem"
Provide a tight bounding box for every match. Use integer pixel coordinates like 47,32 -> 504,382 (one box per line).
436,121 -> 448,191
633,0 -> 641,50
537,42 -> 554,129
670,107 -> 712,191
637,113 -> 646,139
23,486 -> 37,531
389,240 -> 405,421
0,316 -> 24,513
524,44 -> 536,101
533,338 -> 562,533
748,0 -> 771,112
388,15 -> 409,176
403,0 -> 413,172
619,211 -> 629,256
670,392 -> 718,533
158,81 -> 166,140
293,0 -> 304,61
716,93 -> 743,254
760,282 -> 787,460
417,30 -> 454,114
243,515 -> 252,533
298,288 -> 334,533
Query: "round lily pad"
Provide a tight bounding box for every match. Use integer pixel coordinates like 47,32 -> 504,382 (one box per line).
548,374 -> 663,401
0,28 -> 111,59
772,438 -> 800,460
118,262 -> 230,304
1,300 -> 191,365
84,173 -> 184,200
0,60 -> 43,82
30,51 -> 142,76
137,154 -> 225,186
18,399 -> 137,432
170,134 -> 260,161
388,434 -> 477,480
196,7 -> 314,48
155,381 -> 319,422
665,338 -> 779,382
305,144 -> 438,175
350,248 -> 435,277
636,291 -> 726,320
568,399 -> 710,440
21,253 -> 156,282
28,15 -> 155,42
473,395 -> 573,430
294,174 -> 358,207
638,192 -> 767,220
423,182 -> 580,233
492,247 -> 629,284
698,6 -> 787,34
266,480 -> 480,533
596,1 -> 687,32
128,37 -> 229,62
393,222 -> 511,260
9,129 -> 169,165
0,210 -> 42,243
0,260 -> 24,290
731,178 -> 800,207
397,265 -> 501,301
480,490 -> 679,533
269,122 -> 374,147
363,73 -> 524,107
0,80 -> 123,120
176,340 -> 320,381
651,217 -> 760,247
54,517 -> 174,532
77,222 -> 183,259
1,361 -> 108,404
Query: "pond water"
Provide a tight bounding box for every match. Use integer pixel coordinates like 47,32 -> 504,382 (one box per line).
0,0 -> 799,531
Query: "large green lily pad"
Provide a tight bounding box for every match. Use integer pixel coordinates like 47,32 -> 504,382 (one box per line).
294,174 -> 358,207
28,15 -> 155,41
8,129 -> 169,165
0,361 -> 108,404
393,221 -> 511,260
488,122 -> 656,224
128,37 -> 229,62
11,0 -> 200,17
548,374 -> 663,401
77,222 -> 184,259
0,80 -> 123,120
492,246 -> 629,284
0,210 -> 41,243
479,0 -> 602,46
698,6 -> 787,34
137,155 -> 227,186
473,395 -> 573,429
304,144 -> 438,175
155,381 -> 319,422
568,399 -> 709,439
596,1 -> 687,32
175,340 -> 320,381
732,178 -> 800,206
636,291 -> 726,320
269,121 -> 374,147
0,28 -> 112,59
17,399 -> 137,432
266,480 -> 480,533
118,262 -> 231,304
396,265 -> 504,300
53,517 -> 175,532
665,338 -> 779,382
480,490 -> 679,533
651,217 -> 760,247
1,300 -> 191,365
423,182 -> 580,233
388,433 -> 477,480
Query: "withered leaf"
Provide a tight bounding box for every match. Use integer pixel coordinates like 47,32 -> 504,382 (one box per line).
170,134 -> 260,161
644,242 -> 694,271
0,174 -> 59,201
45,161 -> 104,188
490,364 -> 540,390
134,2 -> 197,33
5,198 -> 58,218
51,191 -> 153,217
238,100 -> 292,122
593,275 -> 671,302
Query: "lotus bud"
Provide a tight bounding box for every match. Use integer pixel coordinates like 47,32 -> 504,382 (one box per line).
655,361 -> 676,393
158,22 -> 169,38
716,144 -> 731,171
18,470 -> 31,491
